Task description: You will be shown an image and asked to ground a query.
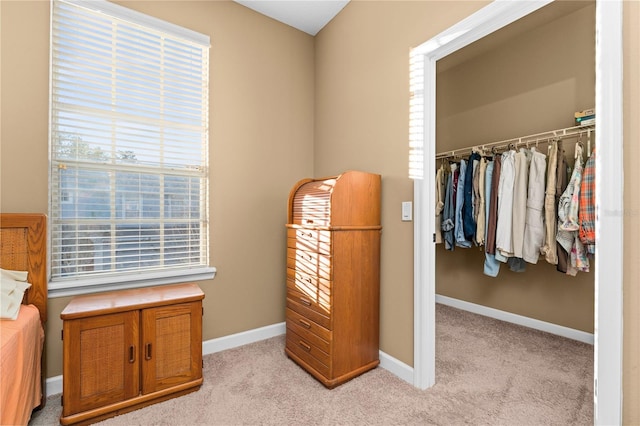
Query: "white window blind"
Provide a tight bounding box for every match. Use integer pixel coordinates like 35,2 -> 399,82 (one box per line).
49,0 -> 211,290
409,50 -> 425,180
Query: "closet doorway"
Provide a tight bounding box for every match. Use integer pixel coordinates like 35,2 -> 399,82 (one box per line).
410,1 -> 623,424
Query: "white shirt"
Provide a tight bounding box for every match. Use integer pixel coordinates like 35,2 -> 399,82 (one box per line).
496,150 -> 516,258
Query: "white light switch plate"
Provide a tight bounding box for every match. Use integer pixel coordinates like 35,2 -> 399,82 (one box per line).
402,201 -> 412,221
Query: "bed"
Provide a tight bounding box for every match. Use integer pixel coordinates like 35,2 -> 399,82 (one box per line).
0,213 -> 47,425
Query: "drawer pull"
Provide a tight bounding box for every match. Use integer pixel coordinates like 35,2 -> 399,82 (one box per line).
298,341 -> 311,352
299,297 -> 312,306
145,343 -> 152,360
298,318 -> 312,329
128,345 -> 136,363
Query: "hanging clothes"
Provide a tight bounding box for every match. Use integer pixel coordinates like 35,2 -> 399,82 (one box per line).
579,148 -> 596,254
555,142 -> 570,273
476,157 -> 489,246
496,149 -> 516,259
435,164 -> 446,244
435,125 -> 596,278
472,156 -> 483,243
557,144 -> 589,275
486,155 -> 501,255
455,160 -> 472,248
511,148 -> 531,259
483,160 -> 500,277
463,152 -> 481,242
522,147 -> 547,264
540,140 -> 559,265
442,163 -> 456,251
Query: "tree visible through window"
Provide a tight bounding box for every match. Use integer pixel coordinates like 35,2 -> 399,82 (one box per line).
49,0 -> 211,289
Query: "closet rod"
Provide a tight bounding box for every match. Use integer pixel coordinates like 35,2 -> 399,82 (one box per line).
436,123 -> 595,160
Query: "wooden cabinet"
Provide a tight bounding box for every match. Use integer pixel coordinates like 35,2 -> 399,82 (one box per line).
60,283 -> 204,425
285,170 -> 381,388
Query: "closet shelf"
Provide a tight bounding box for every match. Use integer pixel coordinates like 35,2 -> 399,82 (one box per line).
436,123 -> 595,160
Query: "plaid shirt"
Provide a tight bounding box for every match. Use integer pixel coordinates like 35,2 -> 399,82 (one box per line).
579,148 -> 596,254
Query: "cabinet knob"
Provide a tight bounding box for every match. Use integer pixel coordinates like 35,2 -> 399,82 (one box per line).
129,345 -> 136,363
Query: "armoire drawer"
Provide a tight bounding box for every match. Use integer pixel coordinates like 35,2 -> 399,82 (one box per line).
287,267 -> 332,296
286,329 -> 330,377
287,228 -> 332,255
286,296 -> 331,330
286,248 -> 332,280
287,284 -> 331,317
286,270 -> 331,312
286,307 -> 331,345
286,319 -> 331,354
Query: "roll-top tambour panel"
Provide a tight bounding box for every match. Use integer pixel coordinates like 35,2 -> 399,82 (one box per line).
291,179 -> 336,226
286,228 -> 332,255
286,248 -> 332,280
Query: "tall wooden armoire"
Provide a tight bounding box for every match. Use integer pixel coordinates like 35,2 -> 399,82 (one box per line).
285,170 -> 381,388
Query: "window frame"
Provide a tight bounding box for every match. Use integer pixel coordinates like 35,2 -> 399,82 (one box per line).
48,0 -> 215,297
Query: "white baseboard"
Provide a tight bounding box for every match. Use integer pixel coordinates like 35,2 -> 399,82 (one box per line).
202,322 -> 286,355
436,294 -> 595,345
379,350 -> 414,384
46,375 -> 63,398
46,321 -> 414,396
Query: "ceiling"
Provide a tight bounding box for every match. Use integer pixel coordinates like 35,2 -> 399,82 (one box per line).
233,0 -> 350,36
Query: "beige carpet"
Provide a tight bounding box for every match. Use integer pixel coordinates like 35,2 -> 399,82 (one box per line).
29,304 -> 593,425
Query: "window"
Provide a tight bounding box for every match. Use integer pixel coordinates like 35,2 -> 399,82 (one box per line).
49,0 -> 214,296
408,51 -> 424,180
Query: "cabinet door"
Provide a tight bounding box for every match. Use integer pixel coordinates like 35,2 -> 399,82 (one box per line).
141,301 -> 202,394
62,311 -> 139,416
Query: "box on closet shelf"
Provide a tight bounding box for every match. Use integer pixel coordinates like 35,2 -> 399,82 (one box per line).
574,108 -> 595,126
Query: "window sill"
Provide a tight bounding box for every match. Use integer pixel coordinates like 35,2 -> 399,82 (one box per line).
48,266 -> 217,298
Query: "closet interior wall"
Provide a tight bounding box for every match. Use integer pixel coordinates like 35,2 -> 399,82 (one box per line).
435,1 -> 596,333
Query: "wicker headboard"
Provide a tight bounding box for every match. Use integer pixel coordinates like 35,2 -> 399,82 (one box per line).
0,213 -> 47,323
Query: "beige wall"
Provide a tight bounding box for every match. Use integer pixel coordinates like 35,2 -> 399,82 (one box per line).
1,0 -> 315,377
434,4 -> 595,333
437,4 -> 596,148
315,0 -> 489,368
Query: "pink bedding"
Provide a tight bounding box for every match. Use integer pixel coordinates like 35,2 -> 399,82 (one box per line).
0,304 -> 44,426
